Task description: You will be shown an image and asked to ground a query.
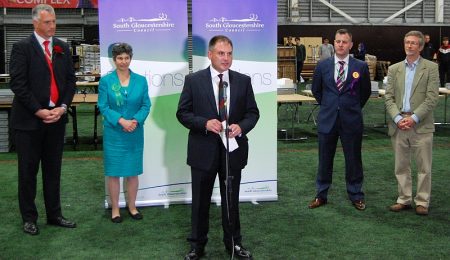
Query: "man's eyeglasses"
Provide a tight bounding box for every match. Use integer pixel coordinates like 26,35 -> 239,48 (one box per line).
404,41 -> 419,46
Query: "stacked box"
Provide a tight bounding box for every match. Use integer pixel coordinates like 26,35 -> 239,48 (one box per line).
277,61 -> 296,82
79,44 -> 101,74
365,54 -> 377,81
371,81 -> 379,98
277,78 -> 296,95
277,46 -> 297,83
0,89 -> 13,152
0,111 -> 8,152
0,89 -> 14,103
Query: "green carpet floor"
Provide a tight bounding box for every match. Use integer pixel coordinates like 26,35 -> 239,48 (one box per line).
0,92 -> 449,259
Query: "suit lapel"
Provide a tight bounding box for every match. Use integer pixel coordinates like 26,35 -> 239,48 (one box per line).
411,59 -> 425,96
325,59 -> 338,94
203,68 -> 218,115
127,70 -> 136,97
397,63 -> 406,100
343,59 -> 354,92
229,70 -> 236,117
31,34 -> 50,70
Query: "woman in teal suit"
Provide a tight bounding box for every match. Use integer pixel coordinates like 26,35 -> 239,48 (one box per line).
98,43 -> 151,223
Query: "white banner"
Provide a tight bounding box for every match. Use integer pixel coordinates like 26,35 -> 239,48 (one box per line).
99,0 -> 191,207
99,0 -> 277,207
192,0 -> 278,202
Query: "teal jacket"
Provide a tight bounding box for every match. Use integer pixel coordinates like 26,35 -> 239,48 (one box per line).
98,69 -> 151,129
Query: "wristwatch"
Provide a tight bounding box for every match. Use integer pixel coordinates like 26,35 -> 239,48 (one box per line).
60,104 -> 67,114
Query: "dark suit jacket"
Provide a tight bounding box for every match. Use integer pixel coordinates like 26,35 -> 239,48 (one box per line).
176,67 -> 259,172
312,56 -> 371,134
9,34 -> 76,130
296,44 -> 306,62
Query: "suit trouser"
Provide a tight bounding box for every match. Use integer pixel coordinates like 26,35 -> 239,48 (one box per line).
188,144 -> 242,250
296,61 -> 304,82
316,117 -> 365,201
15,122 -> 66,223
438,61 -> 450,88
391,129 -> 433,208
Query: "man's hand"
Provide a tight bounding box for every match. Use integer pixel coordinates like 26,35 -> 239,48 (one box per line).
206,119 -> 223,134
35,108 -> 65,124
228,124 -> 242,138
397,116 -> 415,130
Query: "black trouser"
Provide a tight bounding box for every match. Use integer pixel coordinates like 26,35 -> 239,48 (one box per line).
439,62 -> 450,88
15,122 -> 65,223
188,142 -> 242,251
297,61 -> 304,82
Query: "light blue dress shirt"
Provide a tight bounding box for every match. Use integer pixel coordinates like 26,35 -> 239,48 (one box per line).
394,58 -> 420,124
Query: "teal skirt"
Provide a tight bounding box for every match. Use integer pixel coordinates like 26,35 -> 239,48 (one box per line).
103,125 -> 144,177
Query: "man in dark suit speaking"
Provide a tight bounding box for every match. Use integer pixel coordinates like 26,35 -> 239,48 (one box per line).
309,29 -> 371,211
9,4 -> 77,235
177,35 -> 259,259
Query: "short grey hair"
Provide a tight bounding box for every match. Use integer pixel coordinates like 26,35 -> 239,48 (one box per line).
32,4 -> 55,21
404,31 -> 425,48
112,43 -> 133,61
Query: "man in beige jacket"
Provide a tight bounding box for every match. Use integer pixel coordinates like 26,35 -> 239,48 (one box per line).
385,30 -> 439,216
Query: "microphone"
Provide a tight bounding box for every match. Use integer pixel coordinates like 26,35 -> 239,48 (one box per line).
222,81 -> 228,102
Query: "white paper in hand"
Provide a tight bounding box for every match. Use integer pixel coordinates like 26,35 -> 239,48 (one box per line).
220,121 -> 238,152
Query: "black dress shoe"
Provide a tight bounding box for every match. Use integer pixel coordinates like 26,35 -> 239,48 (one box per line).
184,249 -> 205,260
111,216 -> 122,223
227,244 -> 252,259
47,216 -> 77,228
128,209 -> 143,220
352,200 -> 366,211
23,222 -> 39,235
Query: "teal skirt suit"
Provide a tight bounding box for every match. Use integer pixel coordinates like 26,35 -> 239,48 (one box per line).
98,70 -> 151,177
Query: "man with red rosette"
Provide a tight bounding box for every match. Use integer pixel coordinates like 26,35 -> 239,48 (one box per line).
9,4 -> 77,235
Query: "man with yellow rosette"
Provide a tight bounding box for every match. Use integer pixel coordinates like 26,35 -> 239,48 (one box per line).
308,29 -> 371,211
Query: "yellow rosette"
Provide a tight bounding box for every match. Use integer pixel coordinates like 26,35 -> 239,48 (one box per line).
352,72 -> 360,79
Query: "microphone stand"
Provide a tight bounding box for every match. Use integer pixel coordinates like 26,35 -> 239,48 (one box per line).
222,82 -> 235,260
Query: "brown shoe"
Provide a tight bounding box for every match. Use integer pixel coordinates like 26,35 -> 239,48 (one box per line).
389,203 -> 412,212
352,200 -> 366,211
416,205 -> 429,216
308,198 -> 327,209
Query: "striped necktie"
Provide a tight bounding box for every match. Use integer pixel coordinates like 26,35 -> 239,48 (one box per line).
336,61 -> 345,91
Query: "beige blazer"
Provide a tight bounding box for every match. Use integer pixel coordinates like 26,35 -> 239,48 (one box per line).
385,57 -> 440,136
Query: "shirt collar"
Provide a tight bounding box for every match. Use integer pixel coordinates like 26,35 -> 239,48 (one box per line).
34,31 -> 52,47
210,66 -> 229,80
334,55 -> 350,65
404,57 -> 420,68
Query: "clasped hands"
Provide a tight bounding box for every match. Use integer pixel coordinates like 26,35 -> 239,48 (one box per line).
397,115 -> 415,131
206,119 -> 241,138
119,118 -> 138,132
35,107 -> 65,124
